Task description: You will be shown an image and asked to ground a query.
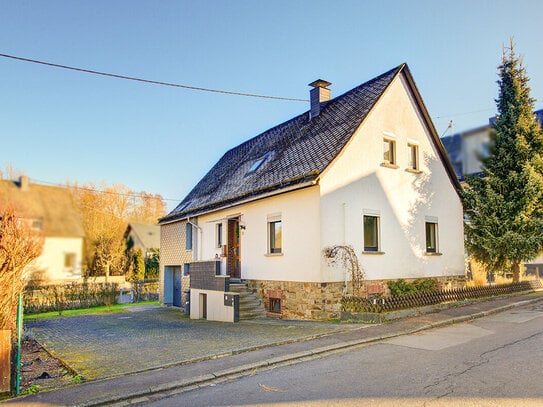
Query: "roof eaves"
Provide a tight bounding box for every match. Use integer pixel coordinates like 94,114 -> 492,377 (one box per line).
159,171 -> 319,224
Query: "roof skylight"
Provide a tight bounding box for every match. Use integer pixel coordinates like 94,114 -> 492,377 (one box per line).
246,152 -> 272,174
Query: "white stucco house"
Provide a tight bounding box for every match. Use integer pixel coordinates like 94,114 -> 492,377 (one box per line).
160,64 -> 465,319
0,176 -> 85,282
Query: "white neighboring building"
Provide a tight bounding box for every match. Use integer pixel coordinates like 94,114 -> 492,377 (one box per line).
0,176 -> 84,282
160,64 -> 465,319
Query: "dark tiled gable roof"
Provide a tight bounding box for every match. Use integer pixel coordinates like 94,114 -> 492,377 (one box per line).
0,179 -> 85,238
162,64 -> 404,222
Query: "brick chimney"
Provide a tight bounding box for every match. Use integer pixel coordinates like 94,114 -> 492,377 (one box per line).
309,79 -> 331,119
19,175 -> 29,191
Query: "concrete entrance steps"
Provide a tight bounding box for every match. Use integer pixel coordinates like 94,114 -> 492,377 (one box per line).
229,281 -> 267,320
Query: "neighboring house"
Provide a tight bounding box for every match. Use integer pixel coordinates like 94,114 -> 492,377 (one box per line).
442,109 -> 543,179
160,63 -> 465,320
441,109 -> 543,278
124,222 -> 160,258
0,176 -> 84,282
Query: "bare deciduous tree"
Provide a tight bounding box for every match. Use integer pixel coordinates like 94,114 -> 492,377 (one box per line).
0,206 -> 43,333
69,182 -> 166,277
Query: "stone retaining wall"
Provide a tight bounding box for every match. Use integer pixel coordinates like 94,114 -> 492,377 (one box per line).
247,274 -> 466,321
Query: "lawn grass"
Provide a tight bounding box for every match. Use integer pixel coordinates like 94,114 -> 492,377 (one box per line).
24,301 -> 159,321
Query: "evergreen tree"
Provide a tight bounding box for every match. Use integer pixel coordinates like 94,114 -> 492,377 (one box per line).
463,42 -> 543,282
131,249 -> 145,281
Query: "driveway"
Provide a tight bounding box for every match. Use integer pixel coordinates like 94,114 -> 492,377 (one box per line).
26,305 -> 363,380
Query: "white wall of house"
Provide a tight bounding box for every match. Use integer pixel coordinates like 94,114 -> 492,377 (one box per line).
30,237 -> 83,281
197,186 -> 322,282
319,73 -> 465,282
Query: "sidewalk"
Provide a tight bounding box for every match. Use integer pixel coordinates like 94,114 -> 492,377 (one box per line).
6,291 -> 543,407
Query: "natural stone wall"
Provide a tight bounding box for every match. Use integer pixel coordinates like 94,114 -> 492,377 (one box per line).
246,274 -> 466,321
246,280 -> 345,320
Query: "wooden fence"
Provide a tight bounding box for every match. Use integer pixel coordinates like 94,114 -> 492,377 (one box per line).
0,330 -> 10,394
342,280 -> 542,313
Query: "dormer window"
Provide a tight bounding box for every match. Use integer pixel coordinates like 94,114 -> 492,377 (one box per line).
246,152 -> 272,175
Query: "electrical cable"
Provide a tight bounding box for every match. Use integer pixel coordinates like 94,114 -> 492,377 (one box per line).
0,52 -> 308,102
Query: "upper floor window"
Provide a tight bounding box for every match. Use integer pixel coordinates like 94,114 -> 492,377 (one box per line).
407,143 -> 419,170
383,138 -> 396,166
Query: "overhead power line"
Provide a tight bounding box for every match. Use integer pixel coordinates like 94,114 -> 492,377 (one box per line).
0,52 -> 308,102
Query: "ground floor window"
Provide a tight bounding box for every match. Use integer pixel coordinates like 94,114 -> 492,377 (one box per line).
363,215 -> 380,252
269,297 -> 281,313
425,221 -> 438,253
268,217 -> 282,254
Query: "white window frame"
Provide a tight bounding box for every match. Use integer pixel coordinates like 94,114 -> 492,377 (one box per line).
382,133 -> 398,168
425,216 -> 439,254
267,214 -> 282,255
407,142 -> 419,171
363,212 -> 381,253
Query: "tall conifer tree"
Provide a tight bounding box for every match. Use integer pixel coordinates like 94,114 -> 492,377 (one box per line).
463,42 -> 543,282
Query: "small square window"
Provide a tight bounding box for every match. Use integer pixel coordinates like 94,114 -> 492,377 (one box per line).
269,298 -> 281,314
268,220 -> 282,254
363,215 -> 379,252
383,139 -> 396,165
425,222 -> 438,253
407,143 -> 419,170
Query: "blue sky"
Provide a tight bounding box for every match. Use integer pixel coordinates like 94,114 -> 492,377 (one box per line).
2,1 -> 543,212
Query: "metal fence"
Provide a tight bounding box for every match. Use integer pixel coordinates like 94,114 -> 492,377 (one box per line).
342,280 -> 542,313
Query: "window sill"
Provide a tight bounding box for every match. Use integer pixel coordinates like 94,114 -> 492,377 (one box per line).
405,168 -> 422,174
380,163 -> 399,169
425,252 -> 443,256
265,253 -> 284,257
362,251 -> 385,255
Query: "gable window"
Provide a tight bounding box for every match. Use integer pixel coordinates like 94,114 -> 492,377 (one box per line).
363,215 -> 380,252
407,143 -> 419,171
186,223 -> 193,251
216,223 -> 223,248
425,221 -> 438,253
383,138 -> 397,166
268,217 -> 282,254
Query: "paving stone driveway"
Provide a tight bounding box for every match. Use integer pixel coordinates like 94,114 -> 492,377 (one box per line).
26,305 -> 363,380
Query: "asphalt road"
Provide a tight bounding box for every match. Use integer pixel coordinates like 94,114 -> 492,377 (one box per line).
144,302 -> 543,406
